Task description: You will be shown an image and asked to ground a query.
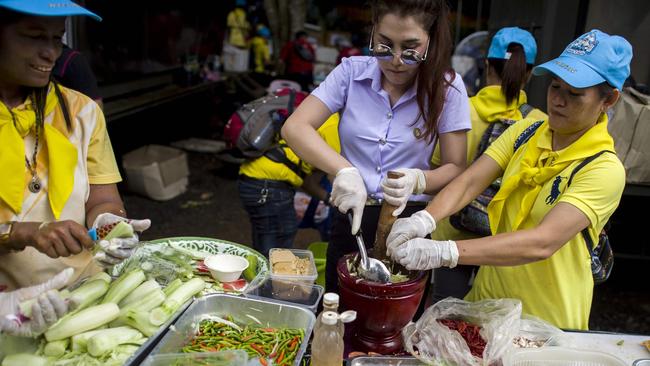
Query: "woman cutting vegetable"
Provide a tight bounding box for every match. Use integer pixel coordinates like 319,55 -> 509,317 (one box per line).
282,0 -> 471,292
386,30 -> 632,330
0,0 -> 149,302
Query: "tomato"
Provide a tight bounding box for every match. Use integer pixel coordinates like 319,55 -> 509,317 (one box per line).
222,278 -> 247,291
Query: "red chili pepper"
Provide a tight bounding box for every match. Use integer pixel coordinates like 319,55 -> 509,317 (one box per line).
439,319 -> 486,358
259,357 -> 268,366
260,327 -> 275,332
276,349 -> 285,363
251,343 -> 266,356
289,338 -> 298,350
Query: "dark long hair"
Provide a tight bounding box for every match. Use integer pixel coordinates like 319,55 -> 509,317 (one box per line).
0,9 -> 72,131
487,43 -> 532,106
370,0 -> 454,143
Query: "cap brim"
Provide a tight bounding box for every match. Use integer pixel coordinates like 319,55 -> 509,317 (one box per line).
0,0 -> 102,21
533,55 -> 605,88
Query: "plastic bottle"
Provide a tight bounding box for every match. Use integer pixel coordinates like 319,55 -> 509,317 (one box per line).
311,311 -> 344,366
314,293 -> 342,335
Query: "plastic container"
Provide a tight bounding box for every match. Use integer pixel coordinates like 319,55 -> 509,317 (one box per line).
204,254 -> 249,282
502,347 -> 627,366
122,145 -> 189,201
269,248 -> 318,299
140,349 -> 247,366
249,279 -> 323,313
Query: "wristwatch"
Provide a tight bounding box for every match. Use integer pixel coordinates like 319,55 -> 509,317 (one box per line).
0,221 -> 15,246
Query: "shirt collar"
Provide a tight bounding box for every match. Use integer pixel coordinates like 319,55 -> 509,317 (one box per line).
353,57 -> 418,102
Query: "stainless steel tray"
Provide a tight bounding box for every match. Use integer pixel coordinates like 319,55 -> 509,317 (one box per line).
122,299 -> 192,366
145,293 -> 316,366
349,356 -> 425,366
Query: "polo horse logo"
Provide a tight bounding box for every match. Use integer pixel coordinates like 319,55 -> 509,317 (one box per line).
546,175 -> 566,205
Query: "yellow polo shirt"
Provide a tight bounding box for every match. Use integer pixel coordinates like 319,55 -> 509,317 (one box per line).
431,87 -> 547,241
464,118 -> 625,330
239,113 -> 340,188
0,85 -> 121,290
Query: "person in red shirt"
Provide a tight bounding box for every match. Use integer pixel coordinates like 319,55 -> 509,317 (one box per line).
280,31 -> 315,91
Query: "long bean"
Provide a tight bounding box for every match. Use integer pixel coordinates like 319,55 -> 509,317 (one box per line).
182,317 -> 305,365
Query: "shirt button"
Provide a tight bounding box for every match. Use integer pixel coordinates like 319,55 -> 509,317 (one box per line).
379,138 -> 386,145
376,166 -> 381,172
386,112 -> 393,119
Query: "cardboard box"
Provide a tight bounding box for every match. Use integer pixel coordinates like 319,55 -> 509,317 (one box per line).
122,145 -> 189,201
608,87 -> 650,184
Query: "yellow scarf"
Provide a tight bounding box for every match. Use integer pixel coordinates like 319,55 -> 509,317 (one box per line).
472,85 -> 528,123
0,85 -> 78,219
487,114 -> 615,234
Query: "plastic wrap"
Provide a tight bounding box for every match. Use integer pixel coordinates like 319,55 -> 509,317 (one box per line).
514,315 -> 574,348
403,297 -> 522,365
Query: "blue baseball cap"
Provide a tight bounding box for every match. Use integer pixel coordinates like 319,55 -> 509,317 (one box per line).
533,29 -> 632,90
0,0 -> 101,21
487,27 -> 537,64
257,26 -> 270,38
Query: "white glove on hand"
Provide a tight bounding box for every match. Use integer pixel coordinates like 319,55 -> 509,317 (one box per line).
331,167 -> 367,235
393,239 -> 459,270
0,268 -> 73,337
92,213 -> 151,268
386,210 -> 436,257
380,168 -> 427,216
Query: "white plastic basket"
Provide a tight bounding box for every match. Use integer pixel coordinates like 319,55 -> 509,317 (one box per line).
503,347 -> 627,366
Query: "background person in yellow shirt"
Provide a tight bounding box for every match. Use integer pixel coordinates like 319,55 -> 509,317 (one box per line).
238,114 -> 340,257
250,25 -> 271,73
429,27 -> 547,303
386,30 -> 631,330
0,1 -> 149,293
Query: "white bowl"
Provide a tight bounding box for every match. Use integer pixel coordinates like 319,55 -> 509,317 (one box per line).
204,254 -> 250,283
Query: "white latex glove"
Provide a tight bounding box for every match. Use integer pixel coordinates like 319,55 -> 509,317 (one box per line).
386,210 -> 436,257
0,268 -> 73,337
331,167 -> 367,235
380,168 -> 427,216
392,238 -> 459,270
92,213 -> 151,268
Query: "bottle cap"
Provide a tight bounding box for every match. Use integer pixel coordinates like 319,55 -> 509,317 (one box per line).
339,310 -> 357,323
323,293 -> 339,305
321,311 -> 338,325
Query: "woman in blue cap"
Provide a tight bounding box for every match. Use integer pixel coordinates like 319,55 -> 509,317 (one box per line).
0,0 -> 149,336
426,27 -> 548,303
386,29 -> 631,330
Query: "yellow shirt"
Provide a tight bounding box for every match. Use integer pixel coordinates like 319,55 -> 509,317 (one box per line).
239,113 -> 340,187
431,86 -> 547,241
227,8 -> 250,48
465,118 -> 625,330
0,86 -> 121,290
250,36 -> 270,73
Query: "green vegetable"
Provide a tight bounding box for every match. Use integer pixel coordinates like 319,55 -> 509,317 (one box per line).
243,254 -> 258,281
71,328 -> 108,352
103,221 -> 134,240
86,326 -> 144,357
101,269 -> 145,304
1,354 -> 50,366
616,339 -> 624,346
111,288 -> 165,327
43,339 -> 69,358
69,279 -> 109,311
119,279 -> 161,307
87,271 -> 112,283
163,278 -> 183,297
149,278 -> 205,326
44,303 -> 120,341
120,246 -> 194,285
124,309 -> 160,337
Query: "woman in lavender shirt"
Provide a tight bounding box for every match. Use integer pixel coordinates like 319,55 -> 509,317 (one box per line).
282,0 -> 471,292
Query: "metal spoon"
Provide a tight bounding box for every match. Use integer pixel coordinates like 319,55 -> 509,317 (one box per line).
347,211 -> 391,284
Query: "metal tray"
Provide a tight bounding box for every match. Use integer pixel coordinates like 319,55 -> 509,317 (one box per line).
145,293 -> 316,366
349,356 -> 425,366
122,299 -> 192,366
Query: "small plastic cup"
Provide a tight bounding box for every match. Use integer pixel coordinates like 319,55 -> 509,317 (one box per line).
204,254 -> 249,282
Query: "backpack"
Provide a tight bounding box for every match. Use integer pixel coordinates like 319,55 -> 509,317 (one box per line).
223,87 -> 309,177
450,103 -> 534,235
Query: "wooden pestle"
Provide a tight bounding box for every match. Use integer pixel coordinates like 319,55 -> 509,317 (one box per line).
373,171 -> 405,261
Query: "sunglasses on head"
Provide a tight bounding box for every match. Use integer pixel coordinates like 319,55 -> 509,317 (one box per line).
368,27 -> 430,65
